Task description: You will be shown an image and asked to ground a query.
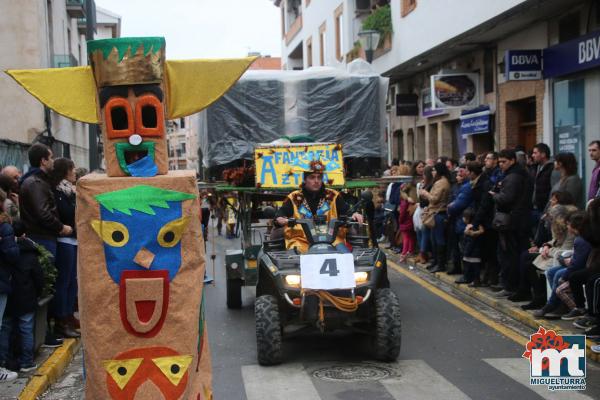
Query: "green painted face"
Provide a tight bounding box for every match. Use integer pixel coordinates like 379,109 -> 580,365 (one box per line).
115,142 -> 156,176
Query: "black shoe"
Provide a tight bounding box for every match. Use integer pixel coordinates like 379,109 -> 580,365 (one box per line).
430,265 -> 446,273
508,292 -> 532,302
42,333 -> 64,348
490,284 -> 504,292
574,316 -> 598,330
455,276 -> 471,284
521,300 -> 545,310
586,325 -> 600,336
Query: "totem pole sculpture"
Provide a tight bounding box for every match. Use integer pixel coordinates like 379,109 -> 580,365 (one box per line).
7,37 -> 254,399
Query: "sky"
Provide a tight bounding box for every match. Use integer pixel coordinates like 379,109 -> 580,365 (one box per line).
95,0 -> 282,59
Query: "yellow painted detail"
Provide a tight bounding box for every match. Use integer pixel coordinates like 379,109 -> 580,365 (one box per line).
5,67 -> 99,123
157,216 -> 190,248
102,358 -> 143,390
254,143 -> 345,189
151,354 -> 193,386
91,220 -> 130,247
246,259 -> 257,269
165,57 -> 256,119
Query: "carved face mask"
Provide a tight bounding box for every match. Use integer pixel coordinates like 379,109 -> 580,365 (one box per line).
6,36 -> 256,177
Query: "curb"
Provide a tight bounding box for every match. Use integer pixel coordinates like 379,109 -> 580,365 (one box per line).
18,338 -> 81,400
384,250 -> 600,362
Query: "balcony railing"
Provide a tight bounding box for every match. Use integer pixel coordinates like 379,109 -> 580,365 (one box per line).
53,54 -> 79,68
66,0 -> 86,19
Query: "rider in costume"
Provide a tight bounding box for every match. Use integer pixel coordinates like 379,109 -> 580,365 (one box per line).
274,160 -> 363,253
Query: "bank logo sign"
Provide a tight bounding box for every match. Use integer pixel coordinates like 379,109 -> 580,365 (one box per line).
505,50 -> 542,81
522,327 -> 586,391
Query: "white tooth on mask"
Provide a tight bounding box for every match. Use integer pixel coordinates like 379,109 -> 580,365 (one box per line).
129,134 -> 143,146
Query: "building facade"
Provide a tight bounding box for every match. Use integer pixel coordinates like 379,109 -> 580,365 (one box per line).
274,0 -> 597,195
167,116 -> 198,171
0,0 -> 120,171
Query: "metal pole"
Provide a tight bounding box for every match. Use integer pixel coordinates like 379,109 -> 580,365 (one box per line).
366,49 -> 374,64
85,0 -> 99,171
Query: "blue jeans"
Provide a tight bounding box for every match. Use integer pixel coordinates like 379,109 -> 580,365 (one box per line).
53,242 -> 78,318
418,228 -> 431,253
0,312 -> 35,366
431,213 -> 448,248
546,265 -> 568,307
0,294 -> 6,331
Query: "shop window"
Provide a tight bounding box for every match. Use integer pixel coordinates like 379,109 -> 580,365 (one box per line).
484,48 -> 495,94
553,79 -> 585,178
401,0 -> 417,17
558,12 -> 580,43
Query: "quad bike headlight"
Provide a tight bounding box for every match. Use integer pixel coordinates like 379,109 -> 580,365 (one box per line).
354,272 -> 369,284
284,274 -> 301,287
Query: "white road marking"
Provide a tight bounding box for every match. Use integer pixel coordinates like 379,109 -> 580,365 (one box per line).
381,359 -> 472,400
483,358 -> 592,400
242,363 -> 321,400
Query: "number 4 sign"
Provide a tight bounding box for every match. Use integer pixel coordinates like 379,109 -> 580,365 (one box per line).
300,253 -> 356,290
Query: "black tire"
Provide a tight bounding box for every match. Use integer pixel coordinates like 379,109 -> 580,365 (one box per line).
255,295 -> 282,365
226,278 -> 243,309
373,288 -> 402,361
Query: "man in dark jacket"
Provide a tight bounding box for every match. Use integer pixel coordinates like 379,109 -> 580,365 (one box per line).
447,165 -> 473,275
491,149 -> 533,297
483,152 -> 504,187
19,143 -> 72,258
531,143 -> 555,223
0,222 -> 44,372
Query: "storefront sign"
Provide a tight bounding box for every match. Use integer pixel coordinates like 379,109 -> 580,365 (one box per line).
556,125 -> 582,153
544,29 -> 600,78
421,88 -> 447,118
505,50 -> 542,80
460,105 -> 491,137
431,73 -> 479,110
254,142 -> 345,188
396,93 -> 419,116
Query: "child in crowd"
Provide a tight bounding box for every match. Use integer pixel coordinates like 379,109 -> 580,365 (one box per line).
456,208 -> 484,286
0,189 -> 20,382
373,191 -> 386,243
0,221 -> 44,374
397,194 -> 415,262
548,211 -> 592,320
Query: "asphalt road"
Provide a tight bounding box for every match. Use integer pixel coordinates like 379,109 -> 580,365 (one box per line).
39,227 -> 600,399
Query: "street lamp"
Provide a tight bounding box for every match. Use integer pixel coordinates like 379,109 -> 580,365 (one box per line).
358,29 -> 381,63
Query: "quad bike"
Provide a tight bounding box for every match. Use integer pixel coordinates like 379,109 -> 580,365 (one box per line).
255,192 -> 402,365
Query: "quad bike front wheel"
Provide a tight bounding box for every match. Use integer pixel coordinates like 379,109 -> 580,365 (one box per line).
373,288 -> 402,361
255,295 -> 282,365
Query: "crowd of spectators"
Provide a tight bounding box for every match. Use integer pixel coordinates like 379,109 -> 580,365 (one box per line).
377,140 -> 600,343
0,143 -> 85,382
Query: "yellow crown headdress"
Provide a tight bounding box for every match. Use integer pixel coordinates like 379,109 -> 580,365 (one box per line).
5,36 -> 256,124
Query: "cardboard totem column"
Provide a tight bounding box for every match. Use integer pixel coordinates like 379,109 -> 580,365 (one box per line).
7,37 -> 254,399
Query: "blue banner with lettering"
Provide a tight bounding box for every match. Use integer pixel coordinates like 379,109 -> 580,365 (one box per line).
544,29 -> 600,78
460,105 -> 491,136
